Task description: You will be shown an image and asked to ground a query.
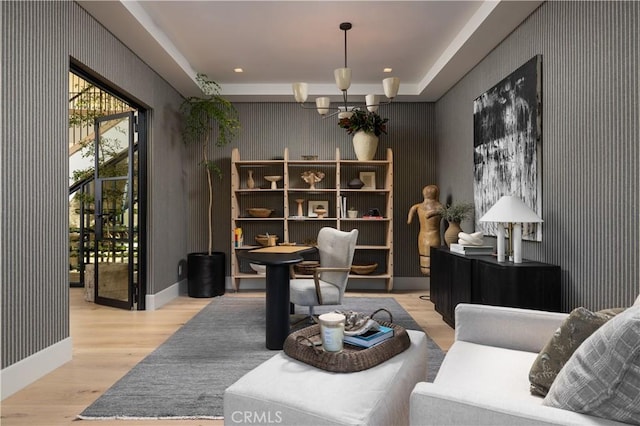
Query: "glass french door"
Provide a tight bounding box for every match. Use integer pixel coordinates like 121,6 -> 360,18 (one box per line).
93,111 -> 138,309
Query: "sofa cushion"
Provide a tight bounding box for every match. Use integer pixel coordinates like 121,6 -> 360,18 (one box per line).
528,307 -> 613,396
436,340 -> 542,404
543,306 -> 640,425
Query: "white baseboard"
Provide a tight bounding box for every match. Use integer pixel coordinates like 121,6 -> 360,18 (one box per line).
145,279 -> 185,310
1,337 -> 72,400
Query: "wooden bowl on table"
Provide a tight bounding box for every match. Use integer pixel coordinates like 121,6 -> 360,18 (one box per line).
255,234 -> 279,247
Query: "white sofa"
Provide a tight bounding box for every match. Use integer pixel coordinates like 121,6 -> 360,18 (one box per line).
410,304 -> 630,426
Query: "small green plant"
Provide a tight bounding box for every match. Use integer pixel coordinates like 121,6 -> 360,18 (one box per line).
338,108 -> 388,136
439,202 -> 474,223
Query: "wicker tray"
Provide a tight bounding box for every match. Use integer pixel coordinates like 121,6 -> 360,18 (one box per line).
283,309 -> 411,373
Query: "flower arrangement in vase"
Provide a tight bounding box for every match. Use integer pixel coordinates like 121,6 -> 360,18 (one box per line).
338,108 -> 389,161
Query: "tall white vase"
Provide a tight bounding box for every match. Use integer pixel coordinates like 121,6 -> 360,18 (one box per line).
352,131 -> 379,161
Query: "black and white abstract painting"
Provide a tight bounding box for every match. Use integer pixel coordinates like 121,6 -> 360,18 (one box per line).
473,55 -> 542,241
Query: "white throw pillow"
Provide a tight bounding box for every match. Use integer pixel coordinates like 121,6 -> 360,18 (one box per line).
634,293 -> 640,307
543,306 -> 640,425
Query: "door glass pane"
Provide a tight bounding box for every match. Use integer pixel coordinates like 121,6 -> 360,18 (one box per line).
97,115 -> 130,179
96,178 -> 130,302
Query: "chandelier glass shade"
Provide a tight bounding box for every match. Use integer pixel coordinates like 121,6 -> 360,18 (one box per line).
292,22 -> 400,118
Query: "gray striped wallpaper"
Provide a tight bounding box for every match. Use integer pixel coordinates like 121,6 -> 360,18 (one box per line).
436,1 -> 640,311
1,0 -> 70,370
1,2 -> 185,368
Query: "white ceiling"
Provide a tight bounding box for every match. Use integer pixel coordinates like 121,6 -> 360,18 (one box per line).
78,1 -> 542,102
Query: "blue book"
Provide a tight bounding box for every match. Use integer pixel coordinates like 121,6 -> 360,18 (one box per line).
343,325 -> 394,348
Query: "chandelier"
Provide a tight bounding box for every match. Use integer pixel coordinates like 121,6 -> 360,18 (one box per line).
292,22 -> 400,119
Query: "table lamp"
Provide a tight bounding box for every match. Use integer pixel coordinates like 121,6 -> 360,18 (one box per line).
479,195 -> 543,263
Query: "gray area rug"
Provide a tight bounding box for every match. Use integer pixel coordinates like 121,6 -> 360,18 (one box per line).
78,296 -> 444,420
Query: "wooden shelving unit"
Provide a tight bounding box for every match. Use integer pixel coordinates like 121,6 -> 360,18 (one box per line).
231,147 -> 393,291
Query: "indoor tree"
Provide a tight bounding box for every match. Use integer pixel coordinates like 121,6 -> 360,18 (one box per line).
180,73 -> 240,297
181,73 -> 240,254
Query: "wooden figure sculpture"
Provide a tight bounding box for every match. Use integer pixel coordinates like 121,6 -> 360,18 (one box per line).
407,185 -> 443,275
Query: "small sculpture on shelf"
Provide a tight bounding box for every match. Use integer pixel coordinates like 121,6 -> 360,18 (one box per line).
301,170 -> 325,190
314,205 -> 327,218
295,199 -> 305,217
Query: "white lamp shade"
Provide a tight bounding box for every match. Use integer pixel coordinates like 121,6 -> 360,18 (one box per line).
315,97 -> 330,115
479,195 -> 543,223
383,77 -> 400,99
334,68 -> 352,91
292,82 -> 308,103
365,94 -> 379,112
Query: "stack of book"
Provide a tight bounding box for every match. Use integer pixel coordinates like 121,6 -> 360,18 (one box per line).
343,325 -> 394,348
450,243 -> 494,256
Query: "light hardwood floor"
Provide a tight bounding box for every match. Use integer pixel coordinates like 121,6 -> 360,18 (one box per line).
1,288 -> 454,426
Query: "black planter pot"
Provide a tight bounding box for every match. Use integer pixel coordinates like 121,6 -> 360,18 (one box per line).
187,252 -> 225,298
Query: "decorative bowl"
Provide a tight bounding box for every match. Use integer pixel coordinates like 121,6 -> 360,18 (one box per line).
348,178 -> 365,189
247,208 -> 274,218
314,208 -> 327,218
264,175 -> 282,189
294,260 -> 320,275
249,263 -> 266,274
350,263 -> 378,275
255,234 -> 279,246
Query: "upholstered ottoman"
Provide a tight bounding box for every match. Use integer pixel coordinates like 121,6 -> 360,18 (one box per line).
224,330 -> 428,426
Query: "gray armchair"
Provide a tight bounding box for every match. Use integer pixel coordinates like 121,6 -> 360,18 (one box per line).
290,227 -> 358,320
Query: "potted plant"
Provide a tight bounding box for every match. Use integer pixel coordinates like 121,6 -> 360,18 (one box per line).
181,73 -> 240,297
438,202 -> 474,247
338,108 -> 388,161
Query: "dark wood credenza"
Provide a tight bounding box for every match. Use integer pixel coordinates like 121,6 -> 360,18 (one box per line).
430,246 -> 561,327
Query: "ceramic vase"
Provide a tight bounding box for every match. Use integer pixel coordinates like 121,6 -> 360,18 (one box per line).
247,170 -> 255,189
295,199 -> 304,217
444,221 -> 462,247
352,131 -> 378,161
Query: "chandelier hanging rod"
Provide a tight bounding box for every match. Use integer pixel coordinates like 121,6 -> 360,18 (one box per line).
341,21 -> 350,69
292,22 -> 400,118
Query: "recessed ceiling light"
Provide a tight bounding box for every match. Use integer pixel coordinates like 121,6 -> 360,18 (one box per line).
383,68 -> 393,73
234,68 -> 244,73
